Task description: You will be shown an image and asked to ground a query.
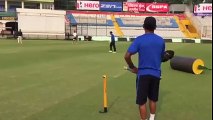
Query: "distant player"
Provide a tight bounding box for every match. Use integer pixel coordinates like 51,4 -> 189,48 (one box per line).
72,30 -> 78,44
17,29 -> 23,44
109,31 -> 116,53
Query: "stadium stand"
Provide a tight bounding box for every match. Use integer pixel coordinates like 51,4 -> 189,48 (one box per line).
66,11 -> 186,38
196,16 -> 212,39
73,14 -> 107,26
116,16 -> 178,28
120,27 -> 185,38
184,7 -> 212,40
196,16 -> 212,26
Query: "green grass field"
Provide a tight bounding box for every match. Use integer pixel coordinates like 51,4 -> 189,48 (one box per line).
0,40 -> 212,120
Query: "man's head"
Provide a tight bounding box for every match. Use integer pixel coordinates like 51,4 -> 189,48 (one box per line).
110,31 -> 113,35
143,17 -> 157,32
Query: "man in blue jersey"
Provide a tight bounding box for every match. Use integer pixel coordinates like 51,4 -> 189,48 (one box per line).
109,31 -> 116,53
124,17 -> 165,120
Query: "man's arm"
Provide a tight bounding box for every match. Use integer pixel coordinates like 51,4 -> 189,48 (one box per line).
124,52 -> 138,74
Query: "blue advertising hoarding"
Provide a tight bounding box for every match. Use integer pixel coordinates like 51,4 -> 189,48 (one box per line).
100,2 -> 122,12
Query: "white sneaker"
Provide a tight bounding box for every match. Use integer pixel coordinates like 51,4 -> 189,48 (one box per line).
109,51 -> 112,53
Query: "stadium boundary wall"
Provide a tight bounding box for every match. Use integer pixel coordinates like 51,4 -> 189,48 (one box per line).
77,36 -> 212,44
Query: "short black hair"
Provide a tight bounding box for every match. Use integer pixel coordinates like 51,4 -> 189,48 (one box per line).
143,17 -> 157,31
110,31 -> 113,34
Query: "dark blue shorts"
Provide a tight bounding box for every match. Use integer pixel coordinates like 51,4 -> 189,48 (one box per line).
136,75 -> 160,105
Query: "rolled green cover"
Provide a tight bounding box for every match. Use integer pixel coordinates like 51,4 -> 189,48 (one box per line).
170,56 -> 204,74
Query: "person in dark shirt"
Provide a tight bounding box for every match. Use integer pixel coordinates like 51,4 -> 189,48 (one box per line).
17,29 -> 23,44
124,17 -> 165,120
109,31 -> 116,53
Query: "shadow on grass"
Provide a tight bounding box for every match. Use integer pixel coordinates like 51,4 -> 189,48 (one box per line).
98,97 -> 120,113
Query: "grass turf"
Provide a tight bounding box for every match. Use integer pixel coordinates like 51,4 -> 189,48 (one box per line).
0,40 -> 212,120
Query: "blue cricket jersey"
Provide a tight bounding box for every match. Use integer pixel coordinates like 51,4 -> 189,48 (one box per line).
127,33 -> 165,78
111,34 -> 115,42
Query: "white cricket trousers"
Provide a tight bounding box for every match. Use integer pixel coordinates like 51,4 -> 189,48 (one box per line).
17,36 -> 22,44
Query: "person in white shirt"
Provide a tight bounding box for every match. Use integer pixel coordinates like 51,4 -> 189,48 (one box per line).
73,30 -> 78,44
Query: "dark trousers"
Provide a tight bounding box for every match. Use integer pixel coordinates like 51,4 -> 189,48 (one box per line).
110,42 -> 116,52
136,75 -> 160,105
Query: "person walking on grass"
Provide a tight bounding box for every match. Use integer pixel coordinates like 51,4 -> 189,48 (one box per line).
124,17 -> 165,120
109,31 -> 116,53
